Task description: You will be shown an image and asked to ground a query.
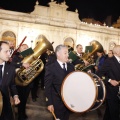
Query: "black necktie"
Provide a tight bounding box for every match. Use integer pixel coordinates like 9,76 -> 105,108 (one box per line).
63,63 -> 66,72
0,65 -> 3,85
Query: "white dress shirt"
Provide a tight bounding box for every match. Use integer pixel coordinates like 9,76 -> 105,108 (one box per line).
114,55 -> 120,63
77,52 -> 82,57
57,59 -> 67,70
0,62 -> 5,77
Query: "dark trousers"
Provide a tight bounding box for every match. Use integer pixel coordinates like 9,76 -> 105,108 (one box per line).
40,69 -> 45,89
31,70 -> 45,99
31,75 -> 41,99
103,98 -> 120,120
0,104 -> 14,120
17,84 -> 31,119
54,109 -> 70,120
53,95 -> 70,120
0,113 -> 14,120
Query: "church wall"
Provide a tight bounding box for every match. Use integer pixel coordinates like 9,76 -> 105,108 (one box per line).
0,2 -> 120,53
0,17 -> 120,52
0,18 -> 77,50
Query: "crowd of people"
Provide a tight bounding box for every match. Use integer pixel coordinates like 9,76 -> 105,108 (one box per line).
0,39 -> 119,120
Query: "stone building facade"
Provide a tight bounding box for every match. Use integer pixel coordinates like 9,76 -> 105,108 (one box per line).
0,1 -> 120,52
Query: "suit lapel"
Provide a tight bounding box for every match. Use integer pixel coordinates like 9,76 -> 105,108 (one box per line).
67,63 -> 71,72
113,57 -> 120,71
55,61 -> 63,72
55,61 -> 67,77
55,61 -> 73,75
2,63 -> 10,85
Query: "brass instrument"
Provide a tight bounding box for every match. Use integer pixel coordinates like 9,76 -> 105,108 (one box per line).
11,36 -> 27,58
15,35 -> 53,86
75,40 -> 104,71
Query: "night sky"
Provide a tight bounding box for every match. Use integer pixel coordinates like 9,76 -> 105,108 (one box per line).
0,0 -> 120,24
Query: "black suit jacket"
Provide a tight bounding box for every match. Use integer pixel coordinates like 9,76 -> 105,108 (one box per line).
68,51 -> 84,65
45,60 -> 74,108
96,56 -> 120,99
0,62 -> 18,120
11,52 -> 23,68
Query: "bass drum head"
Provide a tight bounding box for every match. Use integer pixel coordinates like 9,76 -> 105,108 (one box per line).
61,71 -> 97,113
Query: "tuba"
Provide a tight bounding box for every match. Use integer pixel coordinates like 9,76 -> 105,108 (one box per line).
75,40 -> 104,71
15,35 -> 53,86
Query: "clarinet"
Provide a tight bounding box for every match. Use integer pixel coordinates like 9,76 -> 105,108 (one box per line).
11,36 -> 27,58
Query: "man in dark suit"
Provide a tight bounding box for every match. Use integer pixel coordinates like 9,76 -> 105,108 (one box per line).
76,44 -> 84,57
0,41 -> 20,120
76,44 -> 89,66
96,45 -> 120,120
44,45 -> 75,120
11,44 -> 30,120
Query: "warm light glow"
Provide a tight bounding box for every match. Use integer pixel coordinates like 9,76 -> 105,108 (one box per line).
17,27 -> 42,49
76,35 -> 93,52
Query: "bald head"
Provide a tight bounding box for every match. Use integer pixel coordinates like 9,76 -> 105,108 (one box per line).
108,50 -> 113,58
19,44 -> 28,52
113,45 -> 120,57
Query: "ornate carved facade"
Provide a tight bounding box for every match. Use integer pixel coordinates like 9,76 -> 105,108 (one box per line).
0,1 -> 120,52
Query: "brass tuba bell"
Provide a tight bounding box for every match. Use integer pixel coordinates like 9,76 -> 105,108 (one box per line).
75,40 -> 104,71
15,35 -> 53,86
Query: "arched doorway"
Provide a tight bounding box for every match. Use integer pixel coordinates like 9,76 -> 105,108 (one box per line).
109,41 -> 116,50
1,31 -> 16,48
64,37 -> 74,49
35,34 -> 53,51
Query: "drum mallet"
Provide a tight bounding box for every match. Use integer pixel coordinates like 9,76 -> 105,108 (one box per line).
51,111 -> 60,120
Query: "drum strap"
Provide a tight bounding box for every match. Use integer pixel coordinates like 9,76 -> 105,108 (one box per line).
52,84 -> 62,100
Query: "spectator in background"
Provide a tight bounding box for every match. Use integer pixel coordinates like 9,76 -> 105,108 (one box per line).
96,45 -> 120,120
94,50 -> 106,72
108,50 -> 113,58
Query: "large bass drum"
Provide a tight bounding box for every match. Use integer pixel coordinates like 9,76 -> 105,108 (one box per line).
61,71 -> 106,113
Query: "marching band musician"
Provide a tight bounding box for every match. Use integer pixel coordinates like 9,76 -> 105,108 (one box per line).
11,44 -> 30,120
31,49 -> 56,102
67,45 -> 84,65
11,44 -> 29,69
76,44 -> 84,57
96,45 -> 120,120
107,50 -> 114,58
44,45 -> 74,120
8,40 -> 15,55
31,49 -> 49,102
75,44 -> 89,66
68,44 -> 91,73
0,41 -> 20,120
4,40 -> 15,56
67,44 -> 89,66
39,49 -> 56,89
45,49 -> 56,66
94,50 -> 106,72
4,40 -> 15,62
